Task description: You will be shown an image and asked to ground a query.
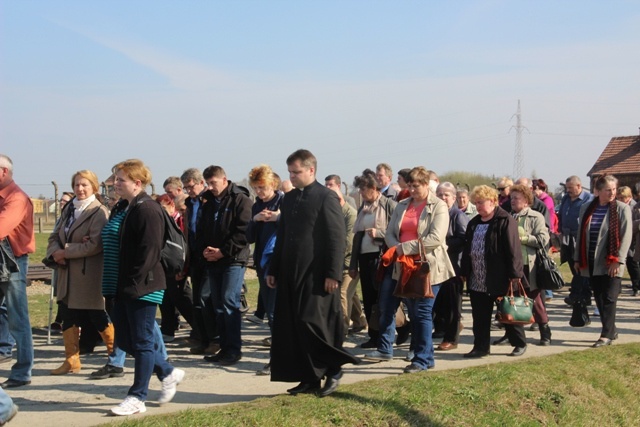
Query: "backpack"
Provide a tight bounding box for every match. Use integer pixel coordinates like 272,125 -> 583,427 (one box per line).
159,208 -> 187,275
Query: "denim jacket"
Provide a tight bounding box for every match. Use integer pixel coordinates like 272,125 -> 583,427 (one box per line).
0,238 -> 18,283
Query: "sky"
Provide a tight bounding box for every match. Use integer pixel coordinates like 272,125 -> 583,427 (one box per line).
1,1 -> 639,199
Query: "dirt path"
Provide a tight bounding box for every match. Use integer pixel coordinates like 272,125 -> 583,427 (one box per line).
4,285 -> 640,427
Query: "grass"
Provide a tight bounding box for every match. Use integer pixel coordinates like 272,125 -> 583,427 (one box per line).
30,232 -> 50,264
103,343 -> 640,427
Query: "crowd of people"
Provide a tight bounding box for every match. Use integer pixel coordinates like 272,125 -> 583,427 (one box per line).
0,150 -> 637,422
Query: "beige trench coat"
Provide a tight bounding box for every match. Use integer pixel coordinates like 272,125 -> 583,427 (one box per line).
46,199 -> 109,310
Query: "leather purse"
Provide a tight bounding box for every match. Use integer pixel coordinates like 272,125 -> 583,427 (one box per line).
569,300 -> 591,327
534,237 -> 565,290
496,279 -> 535,325
393,240 -> 434,299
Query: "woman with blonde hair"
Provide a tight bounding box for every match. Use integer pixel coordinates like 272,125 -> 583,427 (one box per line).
45,170 -> 112,375
461,185 -> 526,358
246,164 -> 284,376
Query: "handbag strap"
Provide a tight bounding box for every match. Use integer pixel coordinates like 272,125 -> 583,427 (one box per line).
417,239 -> 427,263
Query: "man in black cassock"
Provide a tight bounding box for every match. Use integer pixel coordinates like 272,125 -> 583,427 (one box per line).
266,149 -> 360,397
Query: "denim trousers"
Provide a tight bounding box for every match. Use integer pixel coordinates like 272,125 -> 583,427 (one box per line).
0,298 -> 15,357
0,388 -> 14,423
204,263 -> 245,355
107,321 -> 167,368
0,255 -> 33,381
112,298 -> 173,401
406,284 -> 440,369
377,269 -> 401,356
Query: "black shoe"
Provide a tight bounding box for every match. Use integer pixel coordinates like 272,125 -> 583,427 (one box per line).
492,335 -> 509,346
509,346 -> 527,357
633,290 -> 639,296
319,371 -> 343,397
90,364 -> 124,379
592,338 -> 612,348
256,363 -> 271,376
218,352 -> 242,366
538,338 -> 551,346
1,379 -> 31,389
287,380 -> 321,395
463,349 -> 489,358
529,323 -> 539,332
490,320 -> 505,331
204,350 -> 226,363
360,338 -> 378,349
431,330 -> 445,339
396,325 -> 411,345
403,363 -> 427,374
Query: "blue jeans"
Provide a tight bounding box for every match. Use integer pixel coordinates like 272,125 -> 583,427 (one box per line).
377,269 -> 402,356
203,264 -> 245,355
112,299 -> 173,401
405,285 -> 440,369
107,321 -> 167,368
0,255 -> 33,381
0,299 -> 15,357
0,387 -> 14,423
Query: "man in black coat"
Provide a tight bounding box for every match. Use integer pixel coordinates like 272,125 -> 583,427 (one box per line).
267,149 -> 360,397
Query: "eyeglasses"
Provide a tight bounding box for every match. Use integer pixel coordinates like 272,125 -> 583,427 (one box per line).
497,187 -> 506,191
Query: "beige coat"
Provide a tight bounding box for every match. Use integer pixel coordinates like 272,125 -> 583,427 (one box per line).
515,207 -> 549,290
385,192 -> 455,286
46,199 -> 109,310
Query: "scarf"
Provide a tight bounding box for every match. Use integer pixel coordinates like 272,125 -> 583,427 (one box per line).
353,193 -> 389,235
381,245 -> 421,286
578,199 -> 620,269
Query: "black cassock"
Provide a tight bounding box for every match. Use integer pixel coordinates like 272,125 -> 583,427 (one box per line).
268,181 -> 360,383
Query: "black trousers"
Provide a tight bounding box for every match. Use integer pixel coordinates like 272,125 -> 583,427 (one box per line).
358,252 -> 381,339
160,275 -> 195,336
470,290 -> 526,352
590,275 -> 621,339
626,255 -> 640,291
435,277 -> 463,343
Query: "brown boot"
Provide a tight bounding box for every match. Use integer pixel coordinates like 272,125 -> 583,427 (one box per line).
99,323 -> 115,356
51,326 -> 81,375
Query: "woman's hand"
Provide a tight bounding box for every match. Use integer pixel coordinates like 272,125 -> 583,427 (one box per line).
608,261 -> 620,277
52,249 -> 66,265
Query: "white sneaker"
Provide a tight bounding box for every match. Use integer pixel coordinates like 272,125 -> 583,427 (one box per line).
594,307 -> 600,316
158,368 -> 185,405
110,396 -> 146,416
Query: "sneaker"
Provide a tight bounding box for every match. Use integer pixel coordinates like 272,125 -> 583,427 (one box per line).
363,350 -> 392,362
158,368 -> 185,405
245,314 -> 264,325
261,337 -> 272,347
594,307 -> 600,316
90,364 -> 124,380
256,363 -> 271,376
162,334 -> 175,343
110,396 -> 146,416
404,350 -> 415,362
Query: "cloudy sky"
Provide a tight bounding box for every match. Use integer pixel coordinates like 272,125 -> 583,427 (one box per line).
1,1 -> 639,198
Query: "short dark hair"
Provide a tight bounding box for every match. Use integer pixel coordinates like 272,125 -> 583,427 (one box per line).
286,149 -> 317,170
325,174 -> 341,186
202,165 -> 226,180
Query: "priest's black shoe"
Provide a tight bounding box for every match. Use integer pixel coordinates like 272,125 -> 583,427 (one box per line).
287,380 -> 321,395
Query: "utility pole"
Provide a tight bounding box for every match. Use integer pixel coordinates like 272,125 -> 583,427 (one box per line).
510,100 -> 529,179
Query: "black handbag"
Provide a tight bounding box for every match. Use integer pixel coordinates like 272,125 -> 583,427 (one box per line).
534,237 -> 565,290
569,300 -> 591,327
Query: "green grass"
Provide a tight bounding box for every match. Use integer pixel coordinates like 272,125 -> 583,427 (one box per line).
103,344 -> 640,427
30,232 -> 50,264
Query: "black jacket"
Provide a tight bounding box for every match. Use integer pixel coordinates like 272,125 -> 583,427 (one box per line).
116,192 -> 166,300
461,206 -> 524,296
197,181 -> 252,266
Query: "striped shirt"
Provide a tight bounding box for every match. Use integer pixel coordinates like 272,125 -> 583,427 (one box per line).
588,204 -> 608,268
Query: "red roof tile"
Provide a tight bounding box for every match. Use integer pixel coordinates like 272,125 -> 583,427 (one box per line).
588,135 -> 640,177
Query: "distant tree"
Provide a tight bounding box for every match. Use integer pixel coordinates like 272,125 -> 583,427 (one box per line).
438,171 -> 498,191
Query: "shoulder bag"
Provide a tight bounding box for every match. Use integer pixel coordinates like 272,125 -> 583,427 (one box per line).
534,237 -> 565,290
393,240 -> 434,299
496,279 -> 535,325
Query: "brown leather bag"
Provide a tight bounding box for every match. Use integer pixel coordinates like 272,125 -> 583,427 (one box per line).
393,240 -> 434,299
